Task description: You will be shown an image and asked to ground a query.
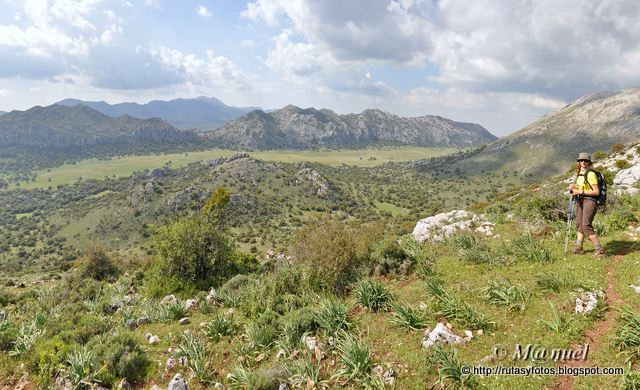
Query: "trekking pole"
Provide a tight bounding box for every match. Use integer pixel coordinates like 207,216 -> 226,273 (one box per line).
563,193 -> 576,258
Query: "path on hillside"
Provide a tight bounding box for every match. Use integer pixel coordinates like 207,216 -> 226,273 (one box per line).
553,253 -> 624,390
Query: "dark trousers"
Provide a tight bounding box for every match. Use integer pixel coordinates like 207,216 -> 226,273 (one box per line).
575,197 -> 598,236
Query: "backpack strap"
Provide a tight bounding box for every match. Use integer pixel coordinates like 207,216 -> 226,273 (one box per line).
582,167 -> 594,190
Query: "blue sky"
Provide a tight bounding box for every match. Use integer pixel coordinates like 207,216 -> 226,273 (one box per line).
1,0 -> 640,135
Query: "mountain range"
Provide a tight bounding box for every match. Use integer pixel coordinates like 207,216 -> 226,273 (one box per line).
0,104 -> 202,150
453,86 -> 640,176
206,105 -> 496,149
55,96 -> 258,130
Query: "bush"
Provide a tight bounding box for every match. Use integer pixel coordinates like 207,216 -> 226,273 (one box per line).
616,160 -> 632,170
278,307 -> 318,351
154,214 -> 235,286
604,207 -> 636,232
369,238 -> 413,276
612,143 -> 626,153
593,151 -> 608,161
78,244 -> 118,281
294,219 -> 361,295
87,332 -> 151,386
0,321 -> 17,351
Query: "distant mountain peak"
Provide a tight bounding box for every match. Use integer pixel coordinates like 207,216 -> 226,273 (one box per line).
54,96 -> 259,130
207,105 -> 495,150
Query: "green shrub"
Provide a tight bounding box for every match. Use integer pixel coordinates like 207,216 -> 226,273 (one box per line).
294,219 -> 361,295
66,346 -> 94,386
282,357 -> 329,389
426,345 -> 480,389
536,272 -> 571,293
593,151 -> 608,161
278,307 -> 318,353
0,321 -> 18,351
0,291 -> 16,307
390,302 -> 428,330
204,314 -> 237,342
244,322 -> 278,351
78,244 -> 118,281
176,332 -> 212,383
154,214 -> 235,286
616,160 -> 632,170
29,337 -> 74,387
335,330 -> 375,385
425,278 -> 495,330
482,279 -> 530,312
87,332 -> 151,386
604,207 -> 636,232
354,279 -> 393,312
452,233 -> 482,251
509,234 -> 555,263
315,299 -> 351,336
613,307 -> 640,362
369,238 -> 413,276
537,302 -> 573,333
10,320 -> 42,356
227,366 -> 280,390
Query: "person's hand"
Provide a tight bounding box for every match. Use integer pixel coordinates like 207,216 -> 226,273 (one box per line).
568,183 -> 577,191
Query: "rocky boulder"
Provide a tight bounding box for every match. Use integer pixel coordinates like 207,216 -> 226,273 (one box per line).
412,210 -> 494,243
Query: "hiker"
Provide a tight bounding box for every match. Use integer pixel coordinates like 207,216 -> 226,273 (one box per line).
568,152 -> 605,257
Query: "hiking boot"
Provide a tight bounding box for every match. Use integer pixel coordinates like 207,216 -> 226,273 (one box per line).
593,248 -> 606,258
570,246 -> 585,255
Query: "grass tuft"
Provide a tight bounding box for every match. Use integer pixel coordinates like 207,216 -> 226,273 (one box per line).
482,279 -> 530,312
354,279 -> 393,312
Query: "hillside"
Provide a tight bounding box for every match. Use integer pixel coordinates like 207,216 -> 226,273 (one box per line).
0,104 -> 203,149
1,143 -> 640,389
206,105 -> 496,149
453,86 -> 640,176
0,104 -> 208,176
56,97 -> 259,130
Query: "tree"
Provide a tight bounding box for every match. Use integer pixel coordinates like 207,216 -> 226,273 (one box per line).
79,243 -> 118,281
154,187 -> 235,284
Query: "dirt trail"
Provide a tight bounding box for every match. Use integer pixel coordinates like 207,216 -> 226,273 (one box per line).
553,254 -> 624,390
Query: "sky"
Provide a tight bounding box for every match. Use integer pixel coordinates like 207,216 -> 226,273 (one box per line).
1,0 -> 640,136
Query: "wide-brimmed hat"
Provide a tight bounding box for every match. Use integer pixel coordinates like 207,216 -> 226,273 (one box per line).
576,152 -> 591,162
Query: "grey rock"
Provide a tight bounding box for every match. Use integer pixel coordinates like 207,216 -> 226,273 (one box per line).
0,310 -> 7,321
125,319 -> 138,330
179,317 -> 190,325
161,294 -> 178,305
137,316 -> 151,326
168,373 -> 188,390
117,378 -> 131,389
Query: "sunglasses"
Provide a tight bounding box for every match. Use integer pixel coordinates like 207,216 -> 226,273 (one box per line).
577,160 -> 590,162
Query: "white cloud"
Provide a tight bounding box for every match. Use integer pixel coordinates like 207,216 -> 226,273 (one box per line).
143,0 -> 160,8
264,29 -> 394,97
196,5 -> 212,19
148,46 -> 256,91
